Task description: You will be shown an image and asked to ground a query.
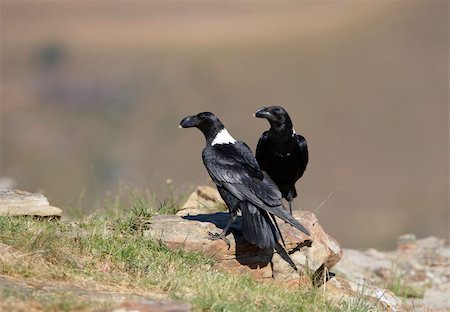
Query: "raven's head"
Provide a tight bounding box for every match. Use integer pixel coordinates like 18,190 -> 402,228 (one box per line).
180,112 -> 225,142
254,106 -> 293,130
179,112 -> 218,129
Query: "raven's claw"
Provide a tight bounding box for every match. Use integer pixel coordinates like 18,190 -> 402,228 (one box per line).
207,231 -> 231,249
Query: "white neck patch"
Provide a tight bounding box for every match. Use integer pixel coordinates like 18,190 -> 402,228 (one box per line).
211,128 -> 237,146
292,128 -> 296,137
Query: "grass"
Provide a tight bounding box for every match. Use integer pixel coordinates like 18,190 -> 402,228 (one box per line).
0,190 -> 379,311
338,281 -> 379,312
385,264 -> 424,299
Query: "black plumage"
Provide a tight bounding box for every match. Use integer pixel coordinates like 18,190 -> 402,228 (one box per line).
254,106 -> 308,214
179,112 -> 310,251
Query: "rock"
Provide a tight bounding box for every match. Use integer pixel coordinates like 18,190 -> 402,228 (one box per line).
145,210 -> 342,283
110,299 -> 191,312
0,189 -> 62,217
176,186 -> 227,216
420,284 -> 450,312
397,233 -> 417,252
325,276 -> 405,312
333,248 -> 391,284
333,235 -> 450,312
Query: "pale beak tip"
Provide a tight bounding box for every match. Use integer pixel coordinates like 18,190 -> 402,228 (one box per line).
178,125 -> 182,128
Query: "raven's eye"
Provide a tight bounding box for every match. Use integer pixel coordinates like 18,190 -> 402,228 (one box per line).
198,113 -> 205,119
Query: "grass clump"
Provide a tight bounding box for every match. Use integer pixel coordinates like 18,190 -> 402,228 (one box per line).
385,264 -> 424,299
338,282 -> 379,312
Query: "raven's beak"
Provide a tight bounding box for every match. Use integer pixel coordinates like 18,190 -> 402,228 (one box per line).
179,115 -> 198,128
254,107 -> 271,119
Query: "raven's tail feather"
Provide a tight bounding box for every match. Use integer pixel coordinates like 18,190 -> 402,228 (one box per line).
260,172 -> 310,236
274,241 -> 298,271
241,202 -> 299,271
267,204 -> 310,236
240,202 -> 279,249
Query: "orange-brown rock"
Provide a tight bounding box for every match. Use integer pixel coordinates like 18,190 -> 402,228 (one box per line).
145,210 -> 342,283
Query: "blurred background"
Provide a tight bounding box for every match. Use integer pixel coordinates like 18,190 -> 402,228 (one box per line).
1,1 -> 448,249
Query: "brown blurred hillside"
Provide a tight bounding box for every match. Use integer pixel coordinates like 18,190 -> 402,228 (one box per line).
1,1 -> 448,248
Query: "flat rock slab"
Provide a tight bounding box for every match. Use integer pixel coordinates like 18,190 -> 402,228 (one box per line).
145,210 -> 342,283
0,189 -> 62,217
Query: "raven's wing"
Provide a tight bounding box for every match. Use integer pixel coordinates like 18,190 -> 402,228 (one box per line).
296,134 -> 308,178
202,142 -> 310,236
214,141 -> 263,180
203,141 -> 280,207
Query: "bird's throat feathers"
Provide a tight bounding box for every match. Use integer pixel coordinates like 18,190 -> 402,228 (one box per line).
211,128 -> 237,146
268,123 -> 295,139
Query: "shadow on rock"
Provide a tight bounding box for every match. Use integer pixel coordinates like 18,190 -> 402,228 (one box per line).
183,212 -> 273,269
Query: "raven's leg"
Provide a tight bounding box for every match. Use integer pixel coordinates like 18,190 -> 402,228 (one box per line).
286,192 -> 294,215
288,200 -> 293,215
208,210 -> 238,248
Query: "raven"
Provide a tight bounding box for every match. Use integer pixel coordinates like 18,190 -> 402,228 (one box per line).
179,112 -> 310,251
254,106 -> 308,215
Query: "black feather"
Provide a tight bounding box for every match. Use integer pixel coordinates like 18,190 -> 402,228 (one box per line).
240,202 -> 278,249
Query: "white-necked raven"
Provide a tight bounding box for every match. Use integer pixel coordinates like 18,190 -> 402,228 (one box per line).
254,106 -> 308,215
179,112 -> 310,251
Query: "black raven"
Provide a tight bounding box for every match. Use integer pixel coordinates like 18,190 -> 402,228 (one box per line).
179,112 -> 310,251
254,106 -> 308,215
